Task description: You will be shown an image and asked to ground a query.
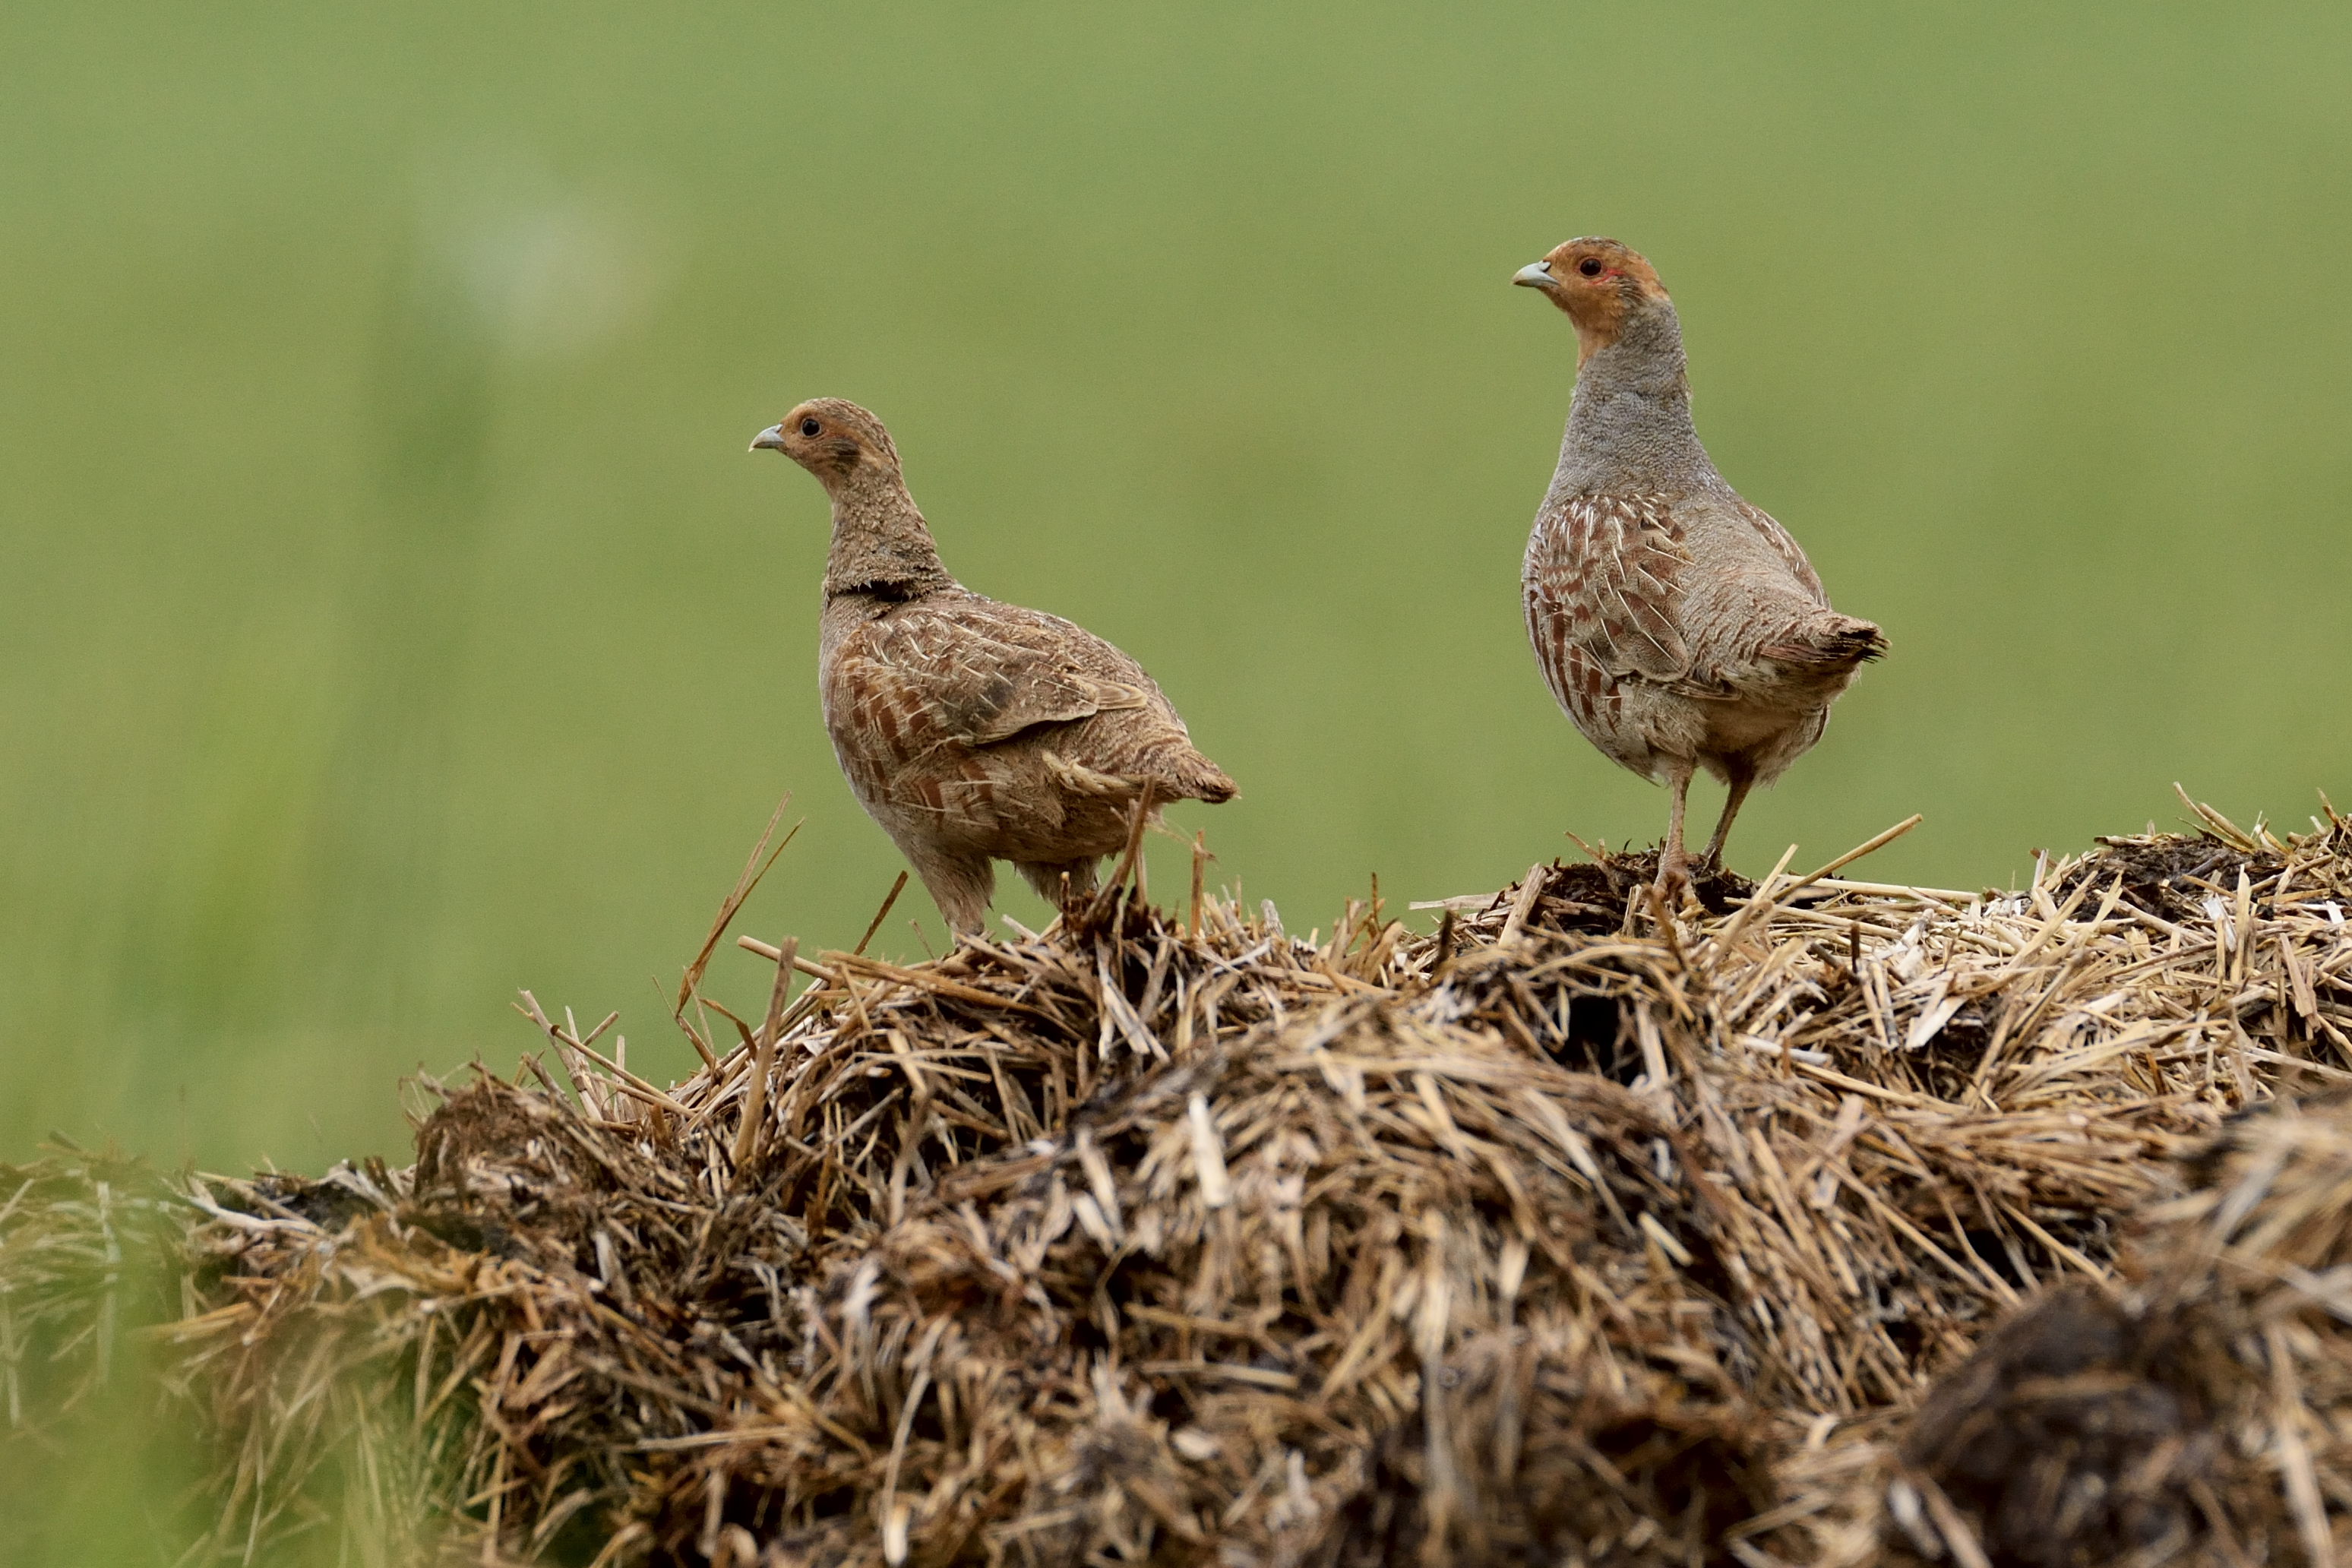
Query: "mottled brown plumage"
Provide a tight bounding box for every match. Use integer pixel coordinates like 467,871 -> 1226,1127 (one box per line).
1513,239 -> 1886,896
752,400 -> 1234,934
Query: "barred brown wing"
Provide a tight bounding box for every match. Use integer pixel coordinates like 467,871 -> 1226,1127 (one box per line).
1522,492 -> 1702,695
1736,500 -> 1827,604
846,602 -> 1152,750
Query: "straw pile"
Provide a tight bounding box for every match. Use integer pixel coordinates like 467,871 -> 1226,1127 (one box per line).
1883,1086 -> 2352,1568
8,789 -> 2352,1566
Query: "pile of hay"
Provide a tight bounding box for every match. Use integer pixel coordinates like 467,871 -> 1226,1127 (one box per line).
8,791 -> 2352,1566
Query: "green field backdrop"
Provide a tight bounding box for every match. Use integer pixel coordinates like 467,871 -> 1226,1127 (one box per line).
4,2 -> 2347,1180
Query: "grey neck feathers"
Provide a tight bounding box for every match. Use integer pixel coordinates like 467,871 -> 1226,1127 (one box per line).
821,469 -> 958,601
1547,305 -> 1721,500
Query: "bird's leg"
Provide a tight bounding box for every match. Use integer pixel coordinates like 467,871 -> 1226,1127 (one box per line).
1016,858 -> 1099,915
1655,758 -> 1695,901
1701,762 -> 1757,871
905,846 -> 994,938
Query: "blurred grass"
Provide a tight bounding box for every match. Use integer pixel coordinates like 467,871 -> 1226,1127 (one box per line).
2,1 -> 2348,1186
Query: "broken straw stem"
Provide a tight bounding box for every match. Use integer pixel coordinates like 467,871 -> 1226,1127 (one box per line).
732,936 -> 797,1169
855,872 -> 909,957
1498,864 -> 1547,944
1759,817 -> 1919,912
1787,814 -> 1926,893
1718,814 -> 1925,952
735,936 -> 840,985
1086,785 -> 1156,925
1708,843 -> 1800,955
517,991 -> 691,1118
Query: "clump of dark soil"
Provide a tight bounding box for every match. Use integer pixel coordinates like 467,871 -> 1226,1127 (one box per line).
2057,831 -> 2287,919
1534,852 -> 1757,925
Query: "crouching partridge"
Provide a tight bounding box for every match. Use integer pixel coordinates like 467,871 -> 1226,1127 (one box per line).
1513,239 -> 1886,896
752,400 -> 1235,934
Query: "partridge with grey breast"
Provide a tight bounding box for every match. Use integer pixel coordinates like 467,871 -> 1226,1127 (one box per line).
752,400 -> 1235,934
1513,239 -> 1886,896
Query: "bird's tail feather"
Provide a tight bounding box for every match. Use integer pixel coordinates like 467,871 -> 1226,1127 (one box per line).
1761,612 -> 1888,671
1165,748 -> 1238,805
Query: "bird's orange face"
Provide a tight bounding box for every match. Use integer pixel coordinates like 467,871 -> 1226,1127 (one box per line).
1513,238 -> 1671,367
750,398 -> 898,483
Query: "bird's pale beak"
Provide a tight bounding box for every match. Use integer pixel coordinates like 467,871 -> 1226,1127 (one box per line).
1513,261 -> 1554,289
750,424 -> 787,452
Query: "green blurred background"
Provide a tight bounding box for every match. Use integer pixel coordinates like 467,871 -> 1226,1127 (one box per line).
3,2 -> 2347,1176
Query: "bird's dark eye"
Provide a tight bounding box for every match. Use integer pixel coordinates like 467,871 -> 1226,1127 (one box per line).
1577,258 -> 1604,278
799,417 -> 821,437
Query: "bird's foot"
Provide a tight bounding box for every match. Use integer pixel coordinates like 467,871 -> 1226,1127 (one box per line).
1652,848 -> 1694,910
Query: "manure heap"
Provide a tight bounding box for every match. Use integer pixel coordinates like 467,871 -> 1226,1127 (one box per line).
11,795 -> 2352,1567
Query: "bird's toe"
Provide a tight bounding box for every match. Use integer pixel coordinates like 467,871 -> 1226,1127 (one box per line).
1652,849 -> 1694,906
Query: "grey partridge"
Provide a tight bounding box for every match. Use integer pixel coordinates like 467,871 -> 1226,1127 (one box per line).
1513,239 -> 1886,896
751,400 -> 1235,934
